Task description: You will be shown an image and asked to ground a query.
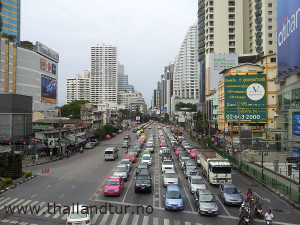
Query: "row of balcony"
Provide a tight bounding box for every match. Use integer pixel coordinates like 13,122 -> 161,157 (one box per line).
255,9 -> 262,16
198,28 -> 205,36
256,24 -> 262,31
255,0 -> 261,3
255,2 -> 262,9
255,16 -> 262,24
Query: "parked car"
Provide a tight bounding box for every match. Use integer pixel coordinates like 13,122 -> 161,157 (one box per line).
85,142 -> 94,149
118,130 -> 123,134
105,135 -> 111,140
135,169 -> 152,193
104,177 -> 124,196
66,204 -> 91,225
90,139 -> 99,146
219,184 -> 242,205
163,170 -> 178,187
119,159 -> 132,171
163,185 -> 184,210
194,189 -> 218,215
113,165 -> 129,181
125,152 -> 136,163
188,176 -> 206,193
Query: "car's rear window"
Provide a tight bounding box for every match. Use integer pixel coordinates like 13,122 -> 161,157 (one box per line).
105,150 -> 114,154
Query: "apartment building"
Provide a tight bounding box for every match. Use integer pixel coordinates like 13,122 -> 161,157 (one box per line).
66,74 -> 90,103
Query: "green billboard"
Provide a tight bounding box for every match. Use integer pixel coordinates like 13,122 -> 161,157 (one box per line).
224,74 -> 267,123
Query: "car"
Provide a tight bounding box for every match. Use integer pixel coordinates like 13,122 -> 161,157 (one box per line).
130,148 -> 139,157
124,134 -> 131,141
122,140 -> 130,148
188,176 -> 206,193
194,189 -> 218,215
66,204 -> 91,225
136,163 -> 149,175
163,170 -> 178,186
184,161 -> 198,178
189,149 -> 198,158
133,145 -> 141,152
119,159 -> 132,171
104,177 -> 124,196
104,147 -> 119,161
90,139 -> 99,146
85,142 -> 94,149
125,152 -> 136,163
219,184 -> 242,205
177,152 -> 188,159
161,159 -> 174,173
141,150 -> 151,157
132,128 -> 138,133
113,165 -> 129,181
118,130 -> 123,134
179,157 -> 191,169
105,134 -> 111,140
163,185 -> 184,210
135,170 -> 152,193
141,154 -> 152,166
145,146 -> 154,153
175,149 -> 185,157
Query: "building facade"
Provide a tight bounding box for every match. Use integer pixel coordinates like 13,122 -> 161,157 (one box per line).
118,91 -> 139,109
90,43 -> 118,104
129,96 -> 147,114
117,63 -> 133,92
0,0 -> 21,43
0,39 -> 59,117
66,74 -> 90,103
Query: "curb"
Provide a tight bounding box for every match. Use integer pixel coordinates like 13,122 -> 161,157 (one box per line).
0,175 -> 39,195
22,157 -> 61,168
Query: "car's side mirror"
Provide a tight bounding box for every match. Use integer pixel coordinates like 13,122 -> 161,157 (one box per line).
163,194 -> 165,197
104,183 -> 107,185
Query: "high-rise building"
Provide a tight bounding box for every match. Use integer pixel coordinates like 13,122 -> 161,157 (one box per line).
117,63 -> 133,92
172,23 -> 199,113
0,0 -> 21,43
90,43 -> 118,104
118,91 -> 139,109
164,62 -> 175,114
66,74 -> 90,103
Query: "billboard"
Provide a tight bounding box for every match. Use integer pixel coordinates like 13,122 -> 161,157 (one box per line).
294,112 -> 300,136
36,41 -> 59,63
46,61 -> 52,72
40,58 -> 46,70
209,54 -> 238,91
161,109 -> 167,115
41,75 -> 57,103
52,64 -> 57,74
136,116 -> 141,121
224,74 -> 267,123
155,110 -> 160,115
277,0 -> 300,77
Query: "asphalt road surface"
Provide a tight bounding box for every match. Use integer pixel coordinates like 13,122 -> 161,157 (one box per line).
0,124 -> 299,225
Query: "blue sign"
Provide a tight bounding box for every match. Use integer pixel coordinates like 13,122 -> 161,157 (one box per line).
293,147 -> 300,158
294,112 -> 300,136
52,64 -> 57,75
277,0 -> 300,77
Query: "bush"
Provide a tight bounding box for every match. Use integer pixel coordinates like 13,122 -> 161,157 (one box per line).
24,171 -> 32,178
1,177 -> 12,185
203,137 -> 212,146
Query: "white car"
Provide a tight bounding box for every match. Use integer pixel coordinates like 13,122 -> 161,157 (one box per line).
163,170 -> 178,186
161,159 -> 174,173
141,154 -> 152,166
188,175 -> 206,193
66,204 -> 91,225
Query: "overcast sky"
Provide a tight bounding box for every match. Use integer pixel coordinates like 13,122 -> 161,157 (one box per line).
21,0 -> 197,107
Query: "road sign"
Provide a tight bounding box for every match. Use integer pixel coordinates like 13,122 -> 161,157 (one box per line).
288,164 -> 292,176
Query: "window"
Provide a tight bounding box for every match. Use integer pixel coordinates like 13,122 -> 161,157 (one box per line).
210,21 -> 214,26
271,57 -> 276,62
269,41 -> 273,45
268,11 -> 272,15
268,3 -> 272,7
268,18 -> 272,22
268,26 -> 272,30
209,1 -> 213,6
229,21 -> 235,26
210,28 -> 214,33
229,28 -> 235,33
209,14 -> 214,19
269,50 -> 273,54
268,33 -> 272,37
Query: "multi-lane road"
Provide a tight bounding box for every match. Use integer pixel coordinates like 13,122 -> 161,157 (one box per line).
0,124 -> 299,225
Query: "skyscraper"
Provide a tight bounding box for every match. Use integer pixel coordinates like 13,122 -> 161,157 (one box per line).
117,63 -> 133,92
90,43 -> 118,104
0,0 -> 21,43
66,74 -> 90,103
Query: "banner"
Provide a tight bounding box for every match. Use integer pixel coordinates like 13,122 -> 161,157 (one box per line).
224,74 -> 267,122
41,75 -> 57,103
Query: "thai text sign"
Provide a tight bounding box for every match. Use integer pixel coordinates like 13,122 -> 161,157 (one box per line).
224,74 -> 267,122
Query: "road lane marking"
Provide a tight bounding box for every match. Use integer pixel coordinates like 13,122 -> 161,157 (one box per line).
36,203 -> 50,216
30,194 -> 37,198
110,213 -> 120,225
174,220 -> 180,225
185,222 -> 191,225
71,185 -> 76,189
59,194 -> 64,199
52,204 -> 62,219
120,213 -> 129,225
254,191 -> 271,203
153,217 -> 159,225
0,197 -> 12,207
58,177 -> 63,180
164,218 -> 170,225
142,216 -> 149,225
0,198 -> 19,211
99,213 -> 109,224
46,185 -> 51,188
91,213 -> 100,224
131,215 -> 139,225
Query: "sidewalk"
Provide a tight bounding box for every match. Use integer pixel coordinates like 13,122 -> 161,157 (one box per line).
22,156 -> 61,168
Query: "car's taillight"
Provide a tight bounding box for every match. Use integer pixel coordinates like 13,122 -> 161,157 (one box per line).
68,222 -> 72,225
86,220 -> 90,224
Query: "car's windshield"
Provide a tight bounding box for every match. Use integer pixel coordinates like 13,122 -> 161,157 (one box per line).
165,173 -> 177,178
143,156 -> 151,160
107,180 -> 119,186
212,167 -> 231,174
163,161 -> 173,165
200,194 -> 215,202
115,167 -> 127,172
69,212 -> 88,219
186,165 -> 196,169
138,165 -> 147,169
137,175 -> 150,180
224,188 -> 239,194
166,190 -> 181,199
192,178 -> 204,184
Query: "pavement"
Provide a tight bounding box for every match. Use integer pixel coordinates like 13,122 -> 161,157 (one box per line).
0,124 -> 298,225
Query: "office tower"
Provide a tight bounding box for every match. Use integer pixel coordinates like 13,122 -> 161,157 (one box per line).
0,0 -> 21,43
90,43 -> 118,104
66,74 -> 90,103
117,63 -> 133,92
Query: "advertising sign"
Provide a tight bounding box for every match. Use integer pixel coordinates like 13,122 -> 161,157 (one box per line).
40,58 -> 46,71
294,112 -> 300,135
161,109 -> 167,115
36,41 -> 59,63
52,64 -> 57,74
224,74 -> 267,122
136,116 -> 141,121
277,0 -> 300,77
156,110 -> 160,115
46,61 -> 52,72
209,54 -> 238,90
41,75 -> 57,103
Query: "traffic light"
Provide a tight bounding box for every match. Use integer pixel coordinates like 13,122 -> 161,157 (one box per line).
8,141 -> 12,145
22,141 -> 26,145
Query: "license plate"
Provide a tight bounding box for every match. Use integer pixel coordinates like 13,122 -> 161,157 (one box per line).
173,206 -> 177,209
141,187 -> 145,190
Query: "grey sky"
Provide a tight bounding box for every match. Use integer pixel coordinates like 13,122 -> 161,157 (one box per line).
21,0 -> 197,107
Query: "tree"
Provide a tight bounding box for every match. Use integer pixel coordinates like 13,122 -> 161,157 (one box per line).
175,102 -> 197,112
94,124 -> 116,140
61,100 -> 89,119
162,113 -> 170,123
194,112 -> 209,135
20,41 -> 35,50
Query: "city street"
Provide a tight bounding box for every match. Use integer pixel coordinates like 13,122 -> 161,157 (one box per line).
0,125 -> 299,225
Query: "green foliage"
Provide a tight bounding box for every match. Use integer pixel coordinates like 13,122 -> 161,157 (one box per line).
1,33 -> 17,42
95,124 -> 116,139
20,41 -> 35,50
203,137 -> 212,146
1,177 -> 12,185
24,171 -> 32,178
175,102 -> 197,112
61,100 -> 89,119
0,153 -> 22,180
194,112 -> 209,135
162,113 -> 170,123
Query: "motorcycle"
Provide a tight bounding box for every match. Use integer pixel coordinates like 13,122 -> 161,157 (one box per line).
266,220 -> 273,225
254,205 -> 264,219
241,215 -> 250,225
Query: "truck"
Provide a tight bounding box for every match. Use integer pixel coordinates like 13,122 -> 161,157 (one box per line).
197,152 -> 232,185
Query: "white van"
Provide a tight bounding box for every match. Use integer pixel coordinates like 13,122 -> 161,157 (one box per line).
104,147 -> 119,161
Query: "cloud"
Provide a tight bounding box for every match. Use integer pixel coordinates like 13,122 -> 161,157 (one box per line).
21,0 -> 197,106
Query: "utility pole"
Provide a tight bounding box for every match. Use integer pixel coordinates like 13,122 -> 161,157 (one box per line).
58,108 -> 62,158
261,145 -> 264,180
238,102 -> 242,167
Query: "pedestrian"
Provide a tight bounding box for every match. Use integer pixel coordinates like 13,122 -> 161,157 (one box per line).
283,143 -> 286,151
